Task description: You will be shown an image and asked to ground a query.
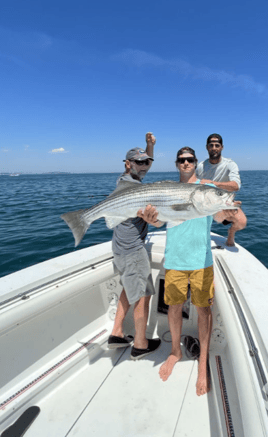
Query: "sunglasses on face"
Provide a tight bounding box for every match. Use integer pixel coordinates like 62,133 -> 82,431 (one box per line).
130,159 -> 151,166
207,143 -> 221,148
177,157 -> 195,164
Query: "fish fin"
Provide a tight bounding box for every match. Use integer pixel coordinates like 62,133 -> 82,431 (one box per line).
108,181 -> 137,197
61,210 -> 88,247
105,216 -> 127,229
166,220 -> 185,228
171,203 -> 192,211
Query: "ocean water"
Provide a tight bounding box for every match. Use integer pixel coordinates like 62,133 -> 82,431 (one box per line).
1,171 -> 267,278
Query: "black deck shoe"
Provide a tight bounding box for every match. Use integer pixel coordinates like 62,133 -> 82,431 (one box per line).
130,338 -> 161,360
108,335 -> 134,349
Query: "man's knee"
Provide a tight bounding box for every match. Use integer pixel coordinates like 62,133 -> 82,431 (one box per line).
238,211 -> 247,229
196,305 -> 211,317
168,303 -> 184,313
135,294 -> 151,307
231,211 -> 247,230
143,295 -> 151,303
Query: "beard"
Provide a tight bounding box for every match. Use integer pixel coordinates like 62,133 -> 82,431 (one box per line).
209,150 -> 221,160
130,166 -> 148,181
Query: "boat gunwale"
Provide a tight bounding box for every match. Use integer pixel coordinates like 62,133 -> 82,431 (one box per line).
0,255 -> 114,309
215,256 -> 268,418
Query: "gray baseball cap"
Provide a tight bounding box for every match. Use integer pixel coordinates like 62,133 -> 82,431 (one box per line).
123,147 -> 154,162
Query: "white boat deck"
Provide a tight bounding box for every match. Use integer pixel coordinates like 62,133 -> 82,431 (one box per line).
1,231 -> 268,436
22,337 -> 218,437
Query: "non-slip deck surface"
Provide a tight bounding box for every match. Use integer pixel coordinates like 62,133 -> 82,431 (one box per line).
19,339 -> 215,437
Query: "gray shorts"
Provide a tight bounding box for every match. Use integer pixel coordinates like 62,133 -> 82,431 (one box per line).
113,246 -> 155,305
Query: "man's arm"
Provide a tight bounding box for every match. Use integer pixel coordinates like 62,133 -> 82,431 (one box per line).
145,132 -> 156,159
137,205 -> 165,228
200,179 -> 239,191
200,160 -> 241,192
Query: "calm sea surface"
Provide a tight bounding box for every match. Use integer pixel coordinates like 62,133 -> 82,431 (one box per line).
1,171 -> 267,278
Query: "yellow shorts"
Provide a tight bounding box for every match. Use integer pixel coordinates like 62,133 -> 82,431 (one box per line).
164,266 -> 214,308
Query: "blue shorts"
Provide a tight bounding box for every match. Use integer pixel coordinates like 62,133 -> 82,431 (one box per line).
113,246 -> 155,305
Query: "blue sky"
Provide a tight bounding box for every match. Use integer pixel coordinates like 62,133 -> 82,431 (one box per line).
1,0 -> 268,173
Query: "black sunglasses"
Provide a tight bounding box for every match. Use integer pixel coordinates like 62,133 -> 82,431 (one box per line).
130,159 -> 151,166
207,142 -> 222,148
177,157 -> 195,164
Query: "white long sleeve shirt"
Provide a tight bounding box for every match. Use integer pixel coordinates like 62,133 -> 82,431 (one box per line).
196,157 -> 241,189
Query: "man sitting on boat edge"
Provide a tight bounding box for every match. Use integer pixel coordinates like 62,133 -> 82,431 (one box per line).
138,147 -> 241,396
108,133 -> 163,360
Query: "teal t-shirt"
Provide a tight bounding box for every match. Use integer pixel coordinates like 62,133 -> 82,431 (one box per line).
164,180 -> 214,271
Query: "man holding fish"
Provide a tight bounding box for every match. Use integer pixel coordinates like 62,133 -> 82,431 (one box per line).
138,147 -> 241,396
107,132 -> 163,359
61,136 -> 241,386
197,133 -> 247,246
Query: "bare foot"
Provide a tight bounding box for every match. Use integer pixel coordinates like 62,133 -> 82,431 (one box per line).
159,352 -> 182,381
196,368 -> 210,396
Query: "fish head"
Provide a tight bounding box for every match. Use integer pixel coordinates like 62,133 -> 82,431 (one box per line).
192,185 -> 237,215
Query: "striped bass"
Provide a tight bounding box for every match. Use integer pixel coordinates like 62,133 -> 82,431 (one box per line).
61,180 -> 238,246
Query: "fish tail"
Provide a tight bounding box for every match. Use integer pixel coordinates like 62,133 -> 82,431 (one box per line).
61,210 -> 89,247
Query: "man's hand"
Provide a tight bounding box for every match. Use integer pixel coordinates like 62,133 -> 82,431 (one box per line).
213,201 -> 242,222
145,132 -> 156,147
224,201 -> 242,218
233,201 -> 242,207
137,204 -> 159,225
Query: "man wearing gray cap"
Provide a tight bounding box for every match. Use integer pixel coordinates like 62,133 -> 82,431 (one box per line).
108,133 -> 162,359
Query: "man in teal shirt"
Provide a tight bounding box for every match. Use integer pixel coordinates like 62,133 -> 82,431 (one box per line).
138,147 -> 239,395
162,147 -> 216,395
